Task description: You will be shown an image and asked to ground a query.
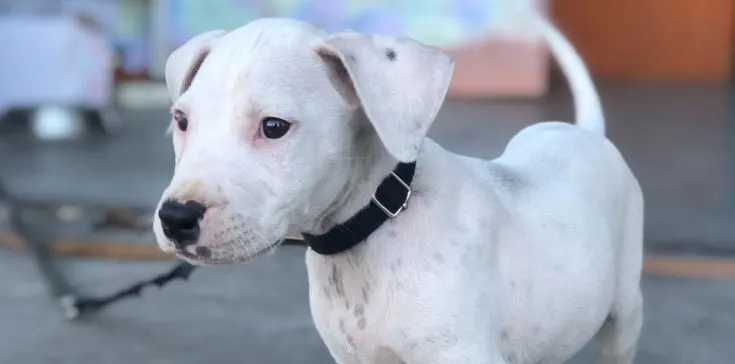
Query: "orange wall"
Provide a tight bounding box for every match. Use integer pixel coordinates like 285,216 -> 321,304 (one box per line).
552,0 -> 734,82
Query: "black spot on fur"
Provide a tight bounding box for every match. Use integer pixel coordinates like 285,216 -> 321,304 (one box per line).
361,282 -> 372,303
432,252 -> 445,264
500,328 -> 510,342
321,285 -> 332,300
385,48 -> 397,61
354,303 -> 365,319
346,254 -> 361,269
329,264 -> 345,297
489,163 -> 523,192
194,246 -> 211,258
345,334 -> 356,348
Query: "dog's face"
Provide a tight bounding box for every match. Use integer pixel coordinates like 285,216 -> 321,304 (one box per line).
153,18 -> 454,265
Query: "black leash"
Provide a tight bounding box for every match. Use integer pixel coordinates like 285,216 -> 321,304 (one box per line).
66,260 -> 198,318
65,238 -> 305,319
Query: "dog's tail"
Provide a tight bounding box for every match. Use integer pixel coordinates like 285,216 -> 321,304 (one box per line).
536,16 -> 605,135
503,4 -> 605,135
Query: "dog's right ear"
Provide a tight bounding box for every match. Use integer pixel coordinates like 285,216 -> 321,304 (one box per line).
313,33 -> 454,163
164,30 -> 227,102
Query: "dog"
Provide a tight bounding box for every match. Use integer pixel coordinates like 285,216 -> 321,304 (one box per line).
153,13 -> 643,364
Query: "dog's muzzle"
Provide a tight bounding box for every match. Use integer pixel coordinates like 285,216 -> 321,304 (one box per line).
158,200 -> 207,248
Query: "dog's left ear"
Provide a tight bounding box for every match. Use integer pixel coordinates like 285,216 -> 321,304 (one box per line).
165,30 -> 227,102
315,33 -> 455,162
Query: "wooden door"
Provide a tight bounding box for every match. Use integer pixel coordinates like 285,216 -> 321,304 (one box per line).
551,0 -> 734,82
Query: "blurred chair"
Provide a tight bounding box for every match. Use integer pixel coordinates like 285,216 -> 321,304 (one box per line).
0,12 -> 120,135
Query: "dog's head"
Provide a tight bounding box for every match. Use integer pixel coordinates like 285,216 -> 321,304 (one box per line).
153,18 -> 454,265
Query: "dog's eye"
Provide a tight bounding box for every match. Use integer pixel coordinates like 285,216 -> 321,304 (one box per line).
173,110 -> 188,132
260,117 -> 291,139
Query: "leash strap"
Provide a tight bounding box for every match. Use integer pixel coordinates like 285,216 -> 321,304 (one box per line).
68,239 -> 305,318
304,161 -> 416,255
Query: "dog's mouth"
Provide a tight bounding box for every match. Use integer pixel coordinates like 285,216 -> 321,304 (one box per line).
175,239 -> 284,266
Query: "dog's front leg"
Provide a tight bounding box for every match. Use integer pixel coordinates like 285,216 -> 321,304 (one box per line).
311,317 -> 362,364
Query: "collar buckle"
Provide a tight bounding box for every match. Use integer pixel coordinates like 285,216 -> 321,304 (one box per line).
370,171 -> 412,218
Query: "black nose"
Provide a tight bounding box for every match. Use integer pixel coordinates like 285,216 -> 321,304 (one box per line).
158,200 -> 206,247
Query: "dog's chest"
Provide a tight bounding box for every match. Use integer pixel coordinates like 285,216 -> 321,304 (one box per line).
306,251 -> 406,364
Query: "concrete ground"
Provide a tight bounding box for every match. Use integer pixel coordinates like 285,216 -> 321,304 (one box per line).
1,83 -> 734,363
1,248 -> 735,364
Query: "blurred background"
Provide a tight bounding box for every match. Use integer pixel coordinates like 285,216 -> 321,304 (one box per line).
0,0 -> 733,363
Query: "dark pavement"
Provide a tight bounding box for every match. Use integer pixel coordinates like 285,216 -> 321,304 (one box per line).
1,248 -> 735,364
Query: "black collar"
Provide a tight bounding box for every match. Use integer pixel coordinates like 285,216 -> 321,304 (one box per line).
303,162 -> 416,255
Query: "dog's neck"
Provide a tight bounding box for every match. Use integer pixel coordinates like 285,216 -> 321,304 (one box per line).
306,119 -> 402,239
324,137 -> 397,230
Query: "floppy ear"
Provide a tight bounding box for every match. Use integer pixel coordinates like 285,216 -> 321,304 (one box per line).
314,33 -> 455,162
164,30 -> 227,102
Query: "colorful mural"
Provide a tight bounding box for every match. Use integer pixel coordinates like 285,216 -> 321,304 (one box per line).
164,0 -> 544,48
110,0 -> 149,74
106,0 -> 544,74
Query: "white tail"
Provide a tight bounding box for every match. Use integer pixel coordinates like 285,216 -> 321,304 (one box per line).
502,2 -> 605,135
534,16 -> 605,135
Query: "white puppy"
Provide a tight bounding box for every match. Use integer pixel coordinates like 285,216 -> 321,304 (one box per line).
153,13 -> 643,364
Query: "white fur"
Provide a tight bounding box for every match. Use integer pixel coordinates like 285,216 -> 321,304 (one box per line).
155,14 -> 643,364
